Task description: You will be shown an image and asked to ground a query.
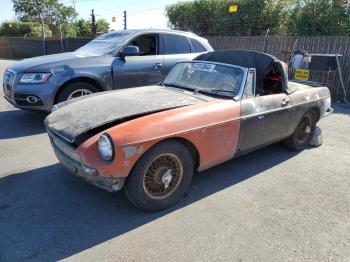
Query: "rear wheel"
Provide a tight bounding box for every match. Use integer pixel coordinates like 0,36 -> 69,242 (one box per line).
56,82 -> 98,103
124,141 -> 194,211
284,110 -> 316,150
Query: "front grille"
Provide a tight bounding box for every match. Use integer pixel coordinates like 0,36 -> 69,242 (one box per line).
3,70 -> 15,98
48,130 -> 81,163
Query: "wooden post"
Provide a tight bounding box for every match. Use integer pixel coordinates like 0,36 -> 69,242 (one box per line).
335,54 -> 348,102
263,28 -> 269,53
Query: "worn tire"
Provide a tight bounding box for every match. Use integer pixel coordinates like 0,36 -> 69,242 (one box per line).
124,141 -> 194,212
284,109 -> 317,151
56,82 -> 98,103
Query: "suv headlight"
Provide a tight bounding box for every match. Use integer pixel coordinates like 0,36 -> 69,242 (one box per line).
98,133 -> 114,161
20,73 -> 51,84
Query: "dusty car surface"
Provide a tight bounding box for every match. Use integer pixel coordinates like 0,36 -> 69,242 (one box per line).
2,29 -> 212,112
45,50 -> 333,211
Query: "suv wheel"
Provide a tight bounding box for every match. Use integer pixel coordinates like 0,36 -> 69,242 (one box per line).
56,82 -> 98,103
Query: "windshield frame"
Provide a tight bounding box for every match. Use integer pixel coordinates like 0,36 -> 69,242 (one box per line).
163,60 -> 248,99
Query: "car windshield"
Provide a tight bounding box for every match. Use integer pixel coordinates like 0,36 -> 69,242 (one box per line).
75,31 -> 133,56
163,62 -> 245,96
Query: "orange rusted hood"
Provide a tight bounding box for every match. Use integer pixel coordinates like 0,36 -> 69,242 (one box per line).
45,85 -> 208,143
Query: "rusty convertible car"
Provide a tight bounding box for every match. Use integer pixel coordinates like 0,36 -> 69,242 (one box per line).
45,50 -> 333,211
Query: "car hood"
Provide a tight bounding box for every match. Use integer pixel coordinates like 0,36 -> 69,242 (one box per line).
8,52 -> 101,73
45,85 -> 209,143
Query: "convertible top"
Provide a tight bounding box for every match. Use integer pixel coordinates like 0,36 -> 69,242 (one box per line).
195,49 -> 289,91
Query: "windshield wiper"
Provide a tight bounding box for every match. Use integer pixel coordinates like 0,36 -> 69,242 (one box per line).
159,82 -> 186,92
162,82 -> 196,92
207,89 -> 236,95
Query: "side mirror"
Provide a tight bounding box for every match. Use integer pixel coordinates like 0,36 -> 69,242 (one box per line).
120,45 -> 139,57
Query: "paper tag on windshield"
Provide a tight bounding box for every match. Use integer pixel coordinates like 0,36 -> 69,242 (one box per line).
191,63 -> 216,72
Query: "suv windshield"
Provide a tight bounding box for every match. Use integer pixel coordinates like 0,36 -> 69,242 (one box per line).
164,62 -> 244,96
75,31 -> 133,56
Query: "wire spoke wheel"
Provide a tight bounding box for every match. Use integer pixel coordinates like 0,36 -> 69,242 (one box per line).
67,89 -> 93,100
143,153 -> 184,200
296,114 -> 312,143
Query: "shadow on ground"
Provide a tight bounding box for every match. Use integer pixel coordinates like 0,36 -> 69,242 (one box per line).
0,143 -> 299,261
0,109 -> 47,139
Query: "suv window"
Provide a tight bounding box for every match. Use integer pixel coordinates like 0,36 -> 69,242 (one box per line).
163,34 -> 191,55
189,38 -> 206,53
129,34 -> 158,56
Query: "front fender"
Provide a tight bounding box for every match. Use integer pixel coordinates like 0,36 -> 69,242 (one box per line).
76,100 -> 241,177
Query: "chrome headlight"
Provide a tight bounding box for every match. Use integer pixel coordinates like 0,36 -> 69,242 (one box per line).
98,133 -> 114,161
20,73 -> 51,84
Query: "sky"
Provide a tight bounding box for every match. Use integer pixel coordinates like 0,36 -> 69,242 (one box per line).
0,0 -> 187,30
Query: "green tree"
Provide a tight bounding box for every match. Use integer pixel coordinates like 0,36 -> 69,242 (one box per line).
12,0 -> 76,22
0,21 -> 52,37
61,22 -> 78,37
96,19 -> 109,34
12,0 -> 77,36
287,0 -> 350,36
166,0 -> 350,36
166,0 -> 290,36
75,18 -> 91,37
73,19 -> 109,37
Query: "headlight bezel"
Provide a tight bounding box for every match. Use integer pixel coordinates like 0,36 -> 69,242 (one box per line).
20,73 -> 51,84
98,133 -> 115,161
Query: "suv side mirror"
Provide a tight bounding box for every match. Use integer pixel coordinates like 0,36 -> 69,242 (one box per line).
120,45 -> 139,57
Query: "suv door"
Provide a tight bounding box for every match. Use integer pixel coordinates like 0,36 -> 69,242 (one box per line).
112,33 -> 164,89
160,34 -> 199,76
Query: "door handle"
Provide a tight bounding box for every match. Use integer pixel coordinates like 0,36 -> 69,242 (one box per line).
258,115 -> 265,120
281,98 -> 290,106
154,63 -> 162,69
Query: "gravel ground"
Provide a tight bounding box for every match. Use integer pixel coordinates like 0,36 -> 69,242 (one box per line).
0,59 -> 349,262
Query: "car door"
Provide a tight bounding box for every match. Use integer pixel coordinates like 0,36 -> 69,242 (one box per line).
237,69 -> 292,153
112,33 -> 164,89
160,34 -> 199,77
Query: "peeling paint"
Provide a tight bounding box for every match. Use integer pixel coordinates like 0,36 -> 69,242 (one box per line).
123,161 -> 131,167
123,145 -> 145,159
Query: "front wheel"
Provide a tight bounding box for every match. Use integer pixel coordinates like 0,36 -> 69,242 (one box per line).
284,110 -> 317,150
124,141 -> 194,211
56,82 -> 98,103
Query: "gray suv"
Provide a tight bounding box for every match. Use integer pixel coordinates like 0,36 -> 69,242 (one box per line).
3,29 -> 213,112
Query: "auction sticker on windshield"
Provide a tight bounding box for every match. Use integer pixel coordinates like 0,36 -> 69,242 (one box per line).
190,63 -> 216,73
